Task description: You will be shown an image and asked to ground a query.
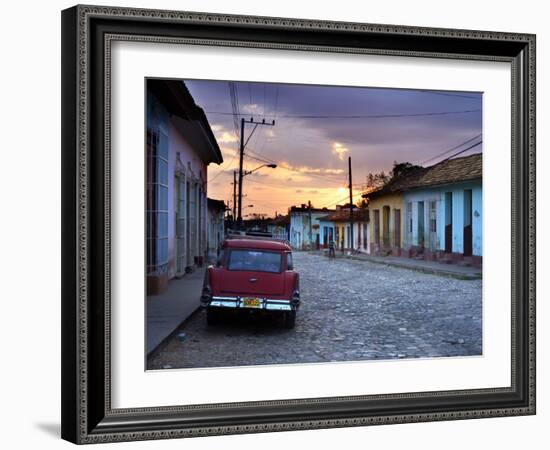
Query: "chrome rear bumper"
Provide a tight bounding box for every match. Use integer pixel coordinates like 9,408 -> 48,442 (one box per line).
202,296 -> 299,311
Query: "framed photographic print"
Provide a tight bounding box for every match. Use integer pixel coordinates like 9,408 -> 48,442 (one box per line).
61,4 -> 536,444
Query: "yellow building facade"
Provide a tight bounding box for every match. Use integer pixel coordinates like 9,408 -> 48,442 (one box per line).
366,192 -> 405,255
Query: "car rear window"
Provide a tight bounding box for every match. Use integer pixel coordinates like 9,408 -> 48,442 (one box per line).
227,250 -> 282,273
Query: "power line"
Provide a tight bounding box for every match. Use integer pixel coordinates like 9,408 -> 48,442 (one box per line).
250,85 -> 280,161
245,151 -> 276,165
228,81 -> 241,141
204,108 -> 481,120
439,141 -> 482,162
207,156 -> 237,183
417,133 -> 482,166
207,82 -> 243,183
237,117 -> 276,228
319,191 -> 363,209
207,144 -> 241,183
418,89 -> 481,100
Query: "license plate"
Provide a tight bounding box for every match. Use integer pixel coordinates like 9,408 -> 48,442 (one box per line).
242,298 -> 261,308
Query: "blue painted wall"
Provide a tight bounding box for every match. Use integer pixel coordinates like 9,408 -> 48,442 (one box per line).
317,219 -> 335,247
403,180 -> 482,256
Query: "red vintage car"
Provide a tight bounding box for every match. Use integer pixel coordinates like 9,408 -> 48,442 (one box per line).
201,237 -> 300,328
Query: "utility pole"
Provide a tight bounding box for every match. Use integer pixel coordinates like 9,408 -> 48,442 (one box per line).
232,170 -> 237,227
237,117 -> 275,229
308,200 -> 312,249
349,156 -> 354,251
237,118 -> 245,229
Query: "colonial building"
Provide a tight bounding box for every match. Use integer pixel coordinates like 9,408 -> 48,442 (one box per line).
207,198 -> 226,264
362,153 -> 482,265
317,207 -> 370,253
401,154 -> 482,265
317,215 -> 335,249
362,188 -> 407,256
289,203 -> 334,250
146,79 -> 223,294
267,214 -> 290,241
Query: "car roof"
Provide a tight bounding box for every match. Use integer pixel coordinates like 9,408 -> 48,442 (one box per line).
223,238 -> 291,251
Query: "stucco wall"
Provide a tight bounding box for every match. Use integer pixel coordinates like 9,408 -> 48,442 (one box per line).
167,119 -> 208,277
317,221 -> 334,247
207,207 -> 225,263
403,181 -> 482,256
147,91 -> 209,279
403,188 -> 441,251
318,220 -> 369,253
290,211 -> 328,249
444,181 -> 482,256
367,192 -> 405,250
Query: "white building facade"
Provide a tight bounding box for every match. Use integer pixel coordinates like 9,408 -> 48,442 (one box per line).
146,80 -> 223,294
289,204 -> 334,250
317,209 -> 370,253
207,198 -> 226,264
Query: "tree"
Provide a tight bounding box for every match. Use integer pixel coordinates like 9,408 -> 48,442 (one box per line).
390,161 -> 422,180
363,161 -> 422,194
365,171 -> 390,189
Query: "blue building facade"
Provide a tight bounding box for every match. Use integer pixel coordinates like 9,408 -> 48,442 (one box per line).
403,180 -> 482,259
365,153 -> 483,266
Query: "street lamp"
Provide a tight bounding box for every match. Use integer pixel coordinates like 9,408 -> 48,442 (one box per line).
237,163 -> 277,229
244,163 -> 277,177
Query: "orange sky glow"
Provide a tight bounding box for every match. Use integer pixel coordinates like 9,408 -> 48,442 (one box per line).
184,79 -> 483,218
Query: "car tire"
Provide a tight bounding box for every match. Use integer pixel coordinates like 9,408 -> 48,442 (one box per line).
283,310 -> 296,329
206,308 -> 222,326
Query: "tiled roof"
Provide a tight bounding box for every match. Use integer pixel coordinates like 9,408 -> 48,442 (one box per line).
207,198 -> 226,210
271,214 -> 290,226
148,79 -> 223,165
318,208 -> 369,222
289,205 -> 335,214
363,153 -> 482,198
412,153 -> 482,187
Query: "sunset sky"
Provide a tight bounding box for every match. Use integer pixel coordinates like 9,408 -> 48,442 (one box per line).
185,80 -> 483,217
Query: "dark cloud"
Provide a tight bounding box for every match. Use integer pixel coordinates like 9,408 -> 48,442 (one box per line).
185,78 -> 482,200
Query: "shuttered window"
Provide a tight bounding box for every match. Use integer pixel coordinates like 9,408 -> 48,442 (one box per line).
146,129 -> 169,274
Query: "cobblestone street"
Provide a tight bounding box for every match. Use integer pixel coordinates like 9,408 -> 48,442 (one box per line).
147,252 -> 482,370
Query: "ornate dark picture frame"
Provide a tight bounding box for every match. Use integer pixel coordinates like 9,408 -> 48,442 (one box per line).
61,4 -> 536,444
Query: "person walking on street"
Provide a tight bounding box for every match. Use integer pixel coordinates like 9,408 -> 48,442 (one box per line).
328,237 -> 336,258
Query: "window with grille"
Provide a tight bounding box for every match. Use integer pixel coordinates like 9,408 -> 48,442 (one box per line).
407,202 -> 413,234
374,210 -> 380,244
146,129 -> 169,275
429,200 -> 437,233
176,172 -> 186,274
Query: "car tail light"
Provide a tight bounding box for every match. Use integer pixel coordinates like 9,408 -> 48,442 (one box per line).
201,285 -> 212,306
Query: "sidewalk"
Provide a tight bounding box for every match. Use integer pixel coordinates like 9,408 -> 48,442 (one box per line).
320,251 -> 481,279
146,267 -> 206,355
